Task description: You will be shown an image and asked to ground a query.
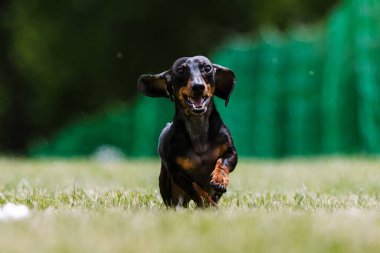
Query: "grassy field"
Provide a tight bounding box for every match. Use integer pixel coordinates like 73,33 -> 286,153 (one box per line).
1,157 -> 380,253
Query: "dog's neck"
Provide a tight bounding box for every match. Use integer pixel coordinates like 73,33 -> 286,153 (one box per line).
184,113 -> 210,153
175,102 -> 215,153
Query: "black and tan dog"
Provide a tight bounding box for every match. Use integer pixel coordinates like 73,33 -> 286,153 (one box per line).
137,56 -> 238,207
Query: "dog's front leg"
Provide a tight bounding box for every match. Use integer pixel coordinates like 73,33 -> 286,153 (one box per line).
210,148 -> 238,194
210,158 -> 230,193
172,171 -> 217,207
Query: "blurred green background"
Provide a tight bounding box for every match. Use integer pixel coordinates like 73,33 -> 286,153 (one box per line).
1,0 -> 380,158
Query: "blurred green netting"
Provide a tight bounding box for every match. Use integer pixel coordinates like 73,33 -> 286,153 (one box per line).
352,0 -> 380,153
284,27 -> 324,156
131,96 -> 174,156
30,106 -> 135,157
29,98 -> 175,158
322,3 -> 358,154
30,0 -> 380,157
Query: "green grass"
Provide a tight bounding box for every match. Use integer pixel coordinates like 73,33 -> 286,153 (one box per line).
1,157 -> 380,252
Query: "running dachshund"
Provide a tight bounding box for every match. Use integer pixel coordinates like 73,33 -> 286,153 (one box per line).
137,56 -> 238,207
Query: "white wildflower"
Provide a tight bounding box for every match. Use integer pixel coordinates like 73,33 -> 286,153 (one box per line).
0,203 -> 30,221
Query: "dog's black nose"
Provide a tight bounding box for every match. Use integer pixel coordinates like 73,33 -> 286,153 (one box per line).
192,84 -> 205,94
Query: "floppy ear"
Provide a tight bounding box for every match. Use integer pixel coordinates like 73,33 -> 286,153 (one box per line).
213,64 -> 236,106
137,70 -> 172,99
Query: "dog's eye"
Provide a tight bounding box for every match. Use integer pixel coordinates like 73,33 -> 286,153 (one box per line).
176,67 -> 185,75
204,65 -> 213,73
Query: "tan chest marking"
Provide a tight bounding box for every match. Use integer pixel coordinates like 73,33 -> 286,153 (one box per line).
176,157 -> 195,170
175,143 -> 229,171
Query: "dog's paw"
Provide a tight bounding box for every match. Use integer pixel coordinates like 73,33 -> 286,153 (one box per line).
210,159 -> 229,193
192,182 -> 218,207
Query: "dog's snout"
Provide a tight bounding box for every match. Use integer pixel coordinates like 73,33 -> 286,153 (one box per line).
192,84 -> 205,94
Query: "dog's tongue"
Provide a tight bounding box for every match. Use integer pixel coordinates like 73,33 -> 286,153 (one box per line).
190,97 -> 204,107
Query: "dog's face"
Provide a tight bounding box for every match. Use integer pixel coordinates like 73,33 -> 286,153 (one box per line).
171,56 -> 215,114
138,56 -> 235,115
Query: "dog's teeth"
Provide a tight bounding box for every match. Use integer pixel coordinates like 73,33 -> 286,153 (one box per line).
186,96 -> 208,111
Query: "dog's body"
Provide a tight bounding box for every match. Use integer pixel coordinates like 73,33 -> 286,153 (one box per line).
138,56 -> 238,207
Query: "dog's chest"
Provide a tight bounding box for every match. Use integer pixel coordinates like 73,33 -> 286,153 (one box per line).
175,143 -> 228,183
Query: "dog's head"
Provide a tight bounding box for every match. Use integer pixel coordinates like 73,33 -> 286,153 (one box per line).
138,56 -> 235,115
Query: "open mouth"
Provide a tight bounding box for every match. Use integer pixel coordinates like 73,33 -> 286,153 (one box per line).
184,95 -> 210,114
